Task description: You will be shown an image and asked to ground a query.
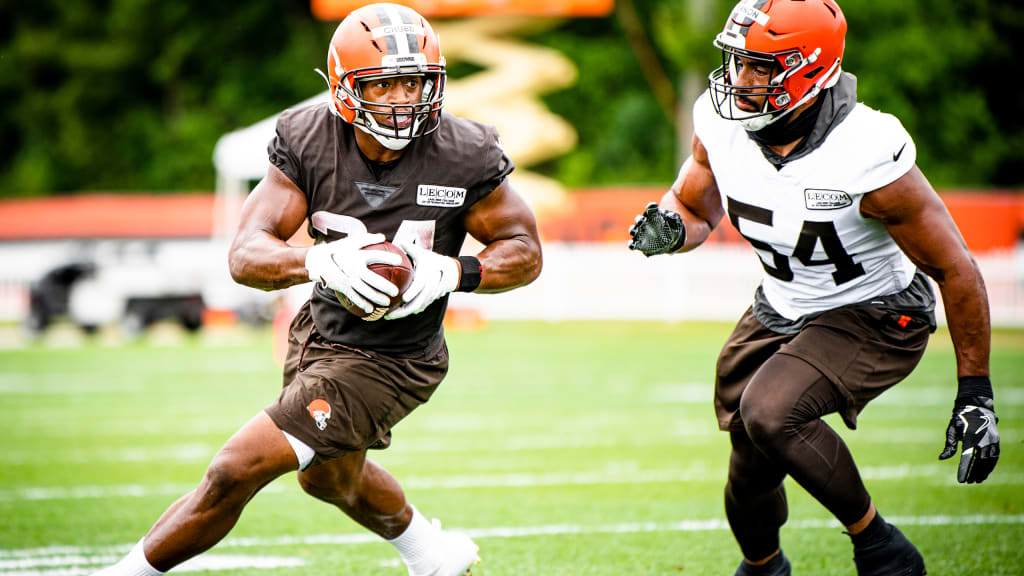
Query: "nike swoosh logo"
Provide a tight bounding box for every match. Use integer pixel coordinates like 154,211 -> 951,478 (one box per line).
892,142 -> 907,162
978,412 -> 994,433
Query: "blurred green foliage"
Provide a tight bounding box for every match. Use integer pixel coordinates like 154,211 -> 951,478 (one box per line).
0,0 -> 335,195
536,0 -> 1024,188
1,0 -> 1021,196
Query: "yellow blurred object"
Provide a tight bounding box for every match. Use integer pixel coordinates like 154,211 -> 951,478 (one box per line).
311,0 -> 614,19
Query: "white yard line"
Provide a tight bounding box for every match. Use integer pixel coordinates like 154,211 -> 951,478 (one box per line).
0,483 -> 285,502
652,382 -> 1024,406
0,553 -> 303,575
1,444 -> 216,465
1,514 -> 1021,574
2,463 -> 1020,503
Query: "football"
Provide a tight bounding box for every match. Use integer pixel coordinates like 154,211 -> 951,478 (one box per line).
335,241 -> 414,321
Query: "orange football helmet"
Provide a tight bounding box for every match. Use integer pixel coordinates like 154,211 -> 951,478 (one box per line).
708,0 -> 846,131
316,3 -> 446,150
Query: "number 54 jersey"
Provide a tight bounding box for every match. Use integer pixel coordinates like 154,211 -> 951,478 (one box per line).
692,83 -> 919,322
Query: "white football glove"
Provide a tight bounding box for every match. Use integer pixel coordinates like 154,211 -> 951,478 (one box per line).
304,232 -> 402,315
385,240 -> 459,320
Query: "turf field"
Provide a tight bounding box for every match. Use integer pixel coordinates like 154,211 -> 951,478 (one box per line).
1,321 -> 1022,575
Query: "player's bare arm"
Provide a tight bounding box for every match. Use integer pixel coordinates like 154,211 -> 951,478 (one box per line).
662,134 -> 724,252
228,164 -> 311,291
462,178 -> 542,292
860,165 -> 991,378
863,165 -> 1000,485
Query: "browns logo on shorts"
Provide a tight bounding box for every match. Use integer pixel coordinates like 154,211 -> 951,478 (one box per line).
265,302 -> 448,467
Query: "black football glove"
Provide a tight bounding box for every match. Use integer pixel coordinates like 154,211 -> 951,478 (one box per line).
939,394 -> 1000,484
628,202 -> 686,257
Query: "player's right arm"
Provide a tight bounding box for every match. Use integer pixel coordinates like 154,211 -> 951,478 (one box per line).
629,134 -> 723,256
229,164 -> 399,312
662,134 -> 725,252
228,164 -> 312,291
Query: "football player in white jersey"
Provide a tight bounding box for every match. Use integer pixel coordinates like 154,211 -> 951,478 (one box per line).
629,1 -> 999,575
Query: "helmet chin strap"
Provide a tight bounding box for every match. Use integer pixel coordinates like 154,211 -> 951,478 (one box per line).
739,58 -> 842,132
356,123 -> 412,151
739,113 -> 779,132
747,89 -> 826,146
357,110 -> 422,151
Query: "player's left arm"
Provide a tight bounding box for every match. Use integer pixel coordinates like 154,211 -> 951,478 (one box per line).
861,164 -> 999,483
462,178 -> 543,293
861,165 -> 990,378
386,179 -> 540,320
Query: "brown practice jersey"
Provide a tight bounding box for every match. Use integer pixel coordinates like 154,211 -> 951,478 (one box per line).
268,104 -> 513,353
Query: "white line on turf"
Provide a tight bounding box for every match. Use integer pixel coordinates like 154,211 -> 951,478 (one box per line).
1,444 -> 215,465
2,464 -> 1021,502
0,483 -> 285,502
1,514 -> 1021,572
651,382 -> 1024,406
0,554 -> 303,575
1,425 -> 975,466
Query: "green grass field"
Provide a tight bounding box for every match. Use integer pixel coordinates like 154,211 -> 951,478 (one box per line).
1,321 -> 1022,575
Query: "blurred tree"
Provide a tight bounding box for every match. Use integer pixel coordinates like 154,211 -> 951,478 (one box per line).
0,0 -> 1020,195
527,14 -> 680,187
838,0 -> 1017,187
0,0 -> 333,196
538,0 -> 1023,189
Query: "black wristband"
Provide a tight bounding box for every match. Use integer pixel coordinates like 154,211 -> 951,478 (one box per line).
956,376 -> 993,404
456,256 -> 482,292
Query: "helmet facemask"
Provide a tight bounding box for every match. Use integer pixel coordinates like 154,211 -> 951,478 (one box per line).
318,51 -> 445,151
709,40 -> 839,132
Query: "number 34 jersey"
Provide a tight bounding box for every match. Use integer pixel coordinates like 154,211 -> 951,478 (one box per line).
269,103 -> 513,353
693,89 -> 918,321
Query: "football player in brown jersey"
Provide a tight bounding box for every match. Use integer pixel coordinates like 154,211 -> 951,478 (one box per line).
91,4 -> 541,576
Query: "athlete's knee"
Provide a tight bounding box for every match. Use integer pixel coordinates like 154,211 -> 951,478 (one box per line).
201,451 -> 263,507
739,391 -> 789,449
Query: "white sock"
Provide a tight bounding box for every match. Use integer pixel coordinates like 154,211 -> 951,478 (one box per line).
98,539 -> 164,576
388,506 -> 440,574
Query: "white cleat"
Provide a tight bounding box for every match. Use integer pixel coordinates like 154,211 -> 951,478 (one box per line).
411,520 -> 480,576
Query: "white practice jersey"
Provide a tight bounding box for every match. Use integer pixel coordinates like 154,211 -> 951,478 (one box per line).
692,90 -> 918,321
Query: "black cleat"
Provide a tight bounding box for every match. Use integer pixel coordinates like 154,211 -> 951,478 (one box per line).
734,551 -> 791,576
853,524 -> 926,576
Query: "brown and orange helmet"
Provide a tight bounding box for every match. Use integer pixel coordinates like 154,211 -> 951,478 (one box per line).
317,3 -> 446,149
708,0 -> 846,131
